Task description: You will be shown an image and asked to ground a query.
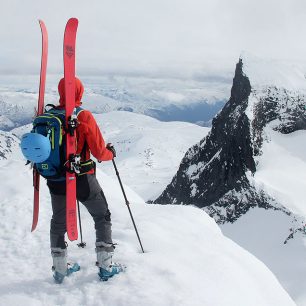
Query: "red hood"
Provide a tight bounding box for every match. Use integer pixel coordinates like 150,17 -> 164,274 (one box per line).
58,77 -> 84,107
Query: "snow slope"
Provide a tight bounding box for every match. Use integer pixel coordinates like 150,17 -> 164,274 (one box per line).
94,111 -> 209,201
12,111 -> 208,201
220,55 -> 306,305
221,125 -> 306,305
241,52 -> 306,92
253,127 -> 306,217
222,207 -> 306,306
0,156 -> 295,306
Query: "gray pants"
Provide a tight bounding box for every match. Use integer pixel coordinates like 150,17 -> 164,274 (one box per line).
48,174 -> 113,249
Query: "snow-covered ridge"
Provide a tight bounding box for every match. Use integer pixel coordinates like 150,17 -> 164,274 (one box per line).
0,138 -> 295,305
151,55 -> 306,304
154,54 -> 306,221
241,52 -> 306,92
254,126 -> 306,218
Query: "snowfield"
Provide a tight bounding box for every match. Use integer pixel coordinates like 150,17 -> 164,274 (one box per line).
0,159 -> 295,306
11,111 -> 208,201
254,127 -> 306,217
221,126 -> 306,305
94,111 -> 209,201
241,52 -> 306,92
0,111 -> 295,306
222,207 -> 306,306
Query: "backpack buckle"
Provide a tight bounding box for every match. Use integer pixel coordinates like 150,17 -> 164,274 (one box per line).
67,154 -> 81,174
67,114 -> 78,136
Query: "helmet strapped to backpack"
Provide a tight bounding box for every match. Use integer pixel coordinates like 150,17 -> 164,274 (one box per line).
21,105 -> 84,181
21,133 -> 51,163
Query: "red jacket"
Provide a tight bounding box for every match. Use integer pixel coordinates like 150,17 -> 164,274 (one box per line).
58,78 -> 113,168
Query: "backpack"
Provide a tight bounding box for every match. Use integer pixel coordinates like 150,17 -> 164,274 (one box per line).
31,105 -> 84,181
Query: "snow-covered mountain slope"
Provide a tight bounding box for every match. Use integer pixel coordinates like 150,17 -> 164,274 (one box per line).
155,54 -> 306,220
0,131 -> 20,160
253,127 -> 306,217
229,127 -> 306,304
241,52 -> 306,91
149,54 -> 306,305
0,155 -> 295,305
0,75 -> 229,130
94,111 -> 209,200
12,111 -> 208,201
221,207 -> 306,306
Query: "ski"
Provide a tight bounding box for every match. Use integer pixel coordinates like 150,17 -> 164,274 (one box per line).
32,20 -> 48,232
63,18 -> 79,241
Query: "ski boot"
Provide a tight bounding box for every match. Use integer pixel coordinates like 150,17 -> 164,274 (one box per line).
51,248 -> 80,284
96,241 -> 125,281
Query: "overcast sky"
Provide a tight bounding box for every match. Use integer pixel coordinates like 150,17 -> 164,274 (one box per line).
1,0 -> 306,80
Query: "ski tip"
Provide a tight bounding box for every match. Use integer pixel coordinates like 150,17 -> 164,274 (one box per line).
38,19 -> 47,30
67,18 -> 79,26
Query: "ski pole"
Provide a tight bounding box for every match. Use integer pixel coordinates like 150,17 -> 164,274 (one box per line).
112,159 -> 145,253
77,200 -> 86,248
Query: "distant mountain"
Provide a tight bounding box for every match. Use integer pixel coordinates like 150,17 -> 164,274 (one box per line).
154,54 -> 306,223
0,75 -> 230,130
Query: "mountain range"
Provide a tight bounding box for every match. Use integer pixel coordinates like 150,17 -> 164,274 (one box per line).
0,75 -> 229,130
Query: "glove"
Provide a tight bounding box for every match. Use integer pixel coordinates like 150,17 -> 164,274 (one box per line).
106,143 -> 116,158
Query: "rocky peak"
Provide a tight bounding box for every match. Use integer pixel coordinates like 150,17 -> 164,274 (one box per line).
154,55 -> 306,223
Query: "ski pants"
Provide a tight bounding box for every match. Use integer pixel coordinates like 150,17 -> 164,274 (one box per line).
47,174 -> 113,249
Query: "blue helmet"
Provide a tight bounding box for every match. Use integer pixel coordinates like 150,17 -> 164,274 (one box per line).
20,133 -> 51,163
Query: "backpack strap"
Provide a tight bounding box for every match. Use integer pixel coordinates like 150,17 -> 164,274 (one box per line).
74,107 -> 96,175
78,160 -> 96,176
44,104 -> 57,112
76,106 -> 85,118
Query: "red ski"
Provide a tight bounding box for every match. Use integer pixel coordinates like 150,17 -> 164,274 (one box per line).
32,20 -> 48,232
63,18 -> 79,241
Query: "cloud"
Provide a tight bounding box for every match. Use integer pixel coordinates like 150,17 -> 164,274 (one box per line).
1,0 -> 306,78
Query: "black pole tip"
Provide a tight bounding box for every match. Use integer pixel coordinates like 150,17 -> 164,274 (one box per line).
77,242 -> 86,248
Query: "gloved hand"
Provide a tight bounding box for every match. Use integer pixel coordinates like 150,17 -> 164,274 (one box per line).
106,143 -> 116,158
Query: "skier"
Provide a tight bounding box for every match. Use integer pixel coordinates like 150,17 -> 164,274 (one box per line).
47,77 -> 123,283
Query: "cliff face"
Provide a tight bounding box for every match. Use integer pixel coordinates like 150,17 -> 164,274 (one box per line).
154,56 -> 306,223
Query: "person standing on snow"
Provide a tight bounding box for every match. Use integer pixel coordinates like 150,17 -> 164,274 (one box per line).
47,77 -> 123,283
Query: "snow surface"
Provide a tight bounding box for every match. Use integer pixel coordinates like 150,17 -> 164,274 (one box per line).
0,111 -> 295,306
94,111 -> 208,201
0,131 -> 20,160
0,160 -> 295,306
12,111 -> 208,201
241,52 -> 306,92
254,127 -> 306,217
222,207 -> 306,306
221,54 -> 306,305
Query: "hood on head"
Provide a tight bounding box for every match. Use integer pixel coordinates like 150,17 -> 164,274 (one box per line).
58,77 -> 84,107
